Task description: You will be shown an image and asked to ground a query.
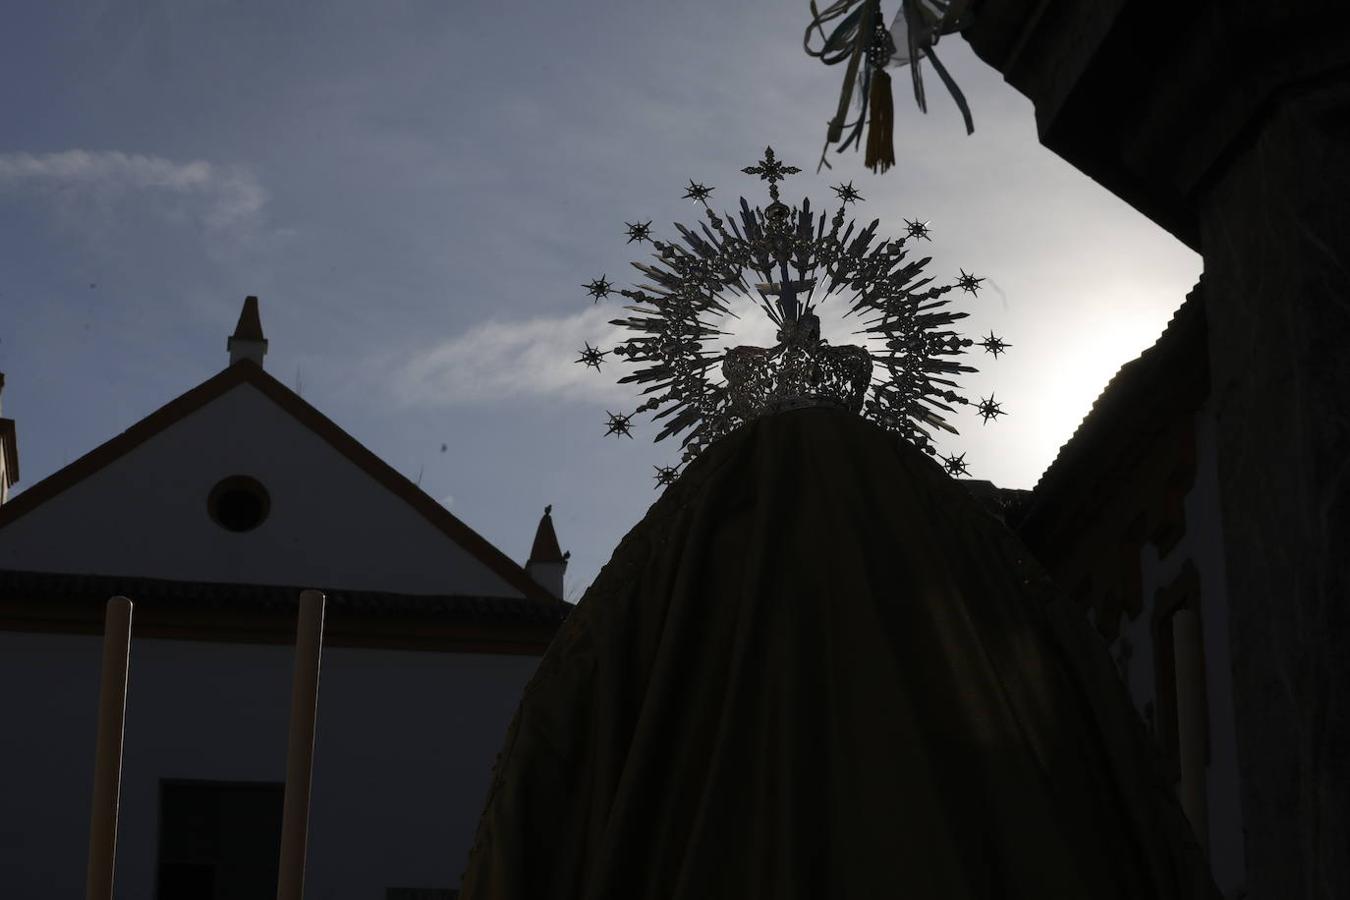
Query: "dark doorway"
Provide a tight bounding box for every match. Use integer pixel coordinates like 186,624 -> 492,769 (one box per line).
156,780 -> 284,900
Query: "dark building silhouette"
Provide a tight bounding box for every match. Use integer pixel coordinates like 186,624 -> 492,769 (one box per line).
1008,284 -> 1245,895
966,5 -> 1349,896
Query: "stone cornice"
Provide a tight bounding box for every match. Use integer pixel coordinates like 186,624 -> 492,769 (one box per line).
964,1 -> 1350,251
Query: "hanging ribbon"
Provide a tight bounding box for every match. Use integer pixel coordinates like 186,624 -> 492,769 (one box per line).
805,0 -> 875,153
896,0 -> 974,135
804,0 -> 976,174
922,44 -> 973,135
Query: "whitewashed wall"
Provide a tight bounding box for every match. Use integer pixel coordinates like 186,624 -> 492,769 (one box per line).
0,382 -> 521,598
0,630 -> 539,899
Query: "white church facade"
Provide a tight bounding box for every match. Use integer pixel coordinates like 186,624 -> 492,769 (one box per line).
0,298 -> 570,899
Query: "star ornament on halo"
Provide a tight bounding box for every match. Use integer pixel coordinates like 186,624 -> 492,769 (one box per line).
956,269 -> 985,294
575,342 -> 606,371
605,411 -> 635,439
682,180 -> 714,204
583,275 -> 614,302
831,181 -> 864,204
941,452 -> 970,477
625,220 -> 653,244
653,464 -> 679,488
979,331 -> 1011,358
976,394 -> 1005,424
904,218 -> 932,241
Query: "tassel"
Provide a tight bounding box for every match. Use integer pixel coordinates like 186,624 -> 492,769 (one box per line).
864,66 -> 895,173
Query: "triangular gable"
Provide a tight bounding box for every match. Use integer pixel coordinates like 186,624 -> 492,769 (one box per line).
0,361 -> 555,605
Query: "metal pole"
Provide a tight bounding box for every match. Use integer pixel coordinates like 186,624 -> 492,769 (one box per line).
86,596 -> 133,900
276,590 -> 326,900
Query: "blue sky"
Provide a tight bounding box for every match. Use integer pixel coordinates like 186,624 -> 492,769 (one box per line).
0,1 -> 1200,600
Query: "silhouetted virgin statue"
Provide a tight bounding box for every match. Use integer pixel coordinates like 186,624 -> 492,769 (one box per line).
458,150 -> 1219,900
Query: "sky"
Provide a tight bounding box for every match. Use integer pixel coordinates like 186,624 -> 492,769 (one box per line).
0,0 -> 1201,601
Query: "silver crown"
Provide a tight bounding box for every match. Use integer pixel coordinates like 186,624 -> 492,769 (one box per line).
580,148 -> 1009,484
723,310 -> 872,420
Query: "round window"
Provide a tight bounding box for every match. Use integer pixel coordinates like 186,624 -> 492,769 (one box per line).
207,475 -> 271,532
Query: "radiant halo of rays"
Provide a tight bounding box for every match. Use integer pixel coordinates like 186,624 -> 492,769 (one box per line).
580,147 -> 1007,481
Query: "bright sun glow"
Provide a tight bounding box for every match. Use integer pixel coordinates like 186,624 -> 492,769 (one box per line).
1029,305 -> 1173,472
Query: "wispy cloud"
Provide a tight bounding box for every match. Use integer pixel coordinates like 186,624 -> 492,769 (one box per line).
0,149 -> 272,250
385,289 -> 900,411
389,305 -> 638,408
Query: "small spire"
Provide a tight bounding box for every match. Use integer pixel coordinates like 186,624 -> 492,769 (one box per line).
528,506 -> 566,564
526,505 -> 569,599
227,296 -> 269,368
